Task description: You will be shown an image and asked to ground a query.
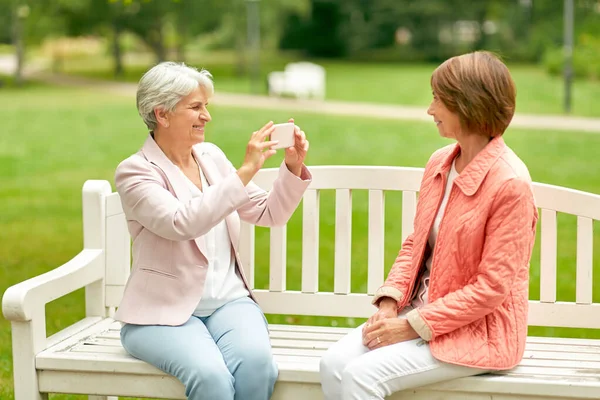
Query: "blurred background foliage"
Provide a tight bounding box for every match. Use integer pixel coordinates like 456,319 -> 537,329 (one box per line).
1,0 -> 599,79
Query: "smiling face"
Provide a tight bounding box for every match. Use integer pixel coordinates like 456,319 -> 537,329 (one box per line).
427,92 -> 462,139
161,85 -> 212,146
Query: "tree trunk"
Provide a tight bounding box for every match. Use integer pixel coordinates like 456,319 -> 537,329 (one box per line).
12,6 -> 25,86
176,18 -> 186,62
235,31 -> 246,76
112,20 -> 124,78
474,8 -> 487,51
152,37 -> 166,63
150,23 -> 167,63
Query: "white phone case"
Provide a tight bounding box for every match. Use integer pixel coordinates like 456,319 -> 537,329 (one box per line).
270,123 -> 295,149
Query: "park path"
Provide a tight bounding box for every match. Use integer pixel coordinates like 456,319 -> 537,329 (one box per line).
2,55 -> 599,133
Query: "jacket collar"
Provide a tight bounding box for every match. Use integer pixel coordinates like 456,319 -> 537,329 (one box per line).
434,136 -> 506,196
141,134 -> 221,256
142,134 -> 191,203
141,134 -> 220,188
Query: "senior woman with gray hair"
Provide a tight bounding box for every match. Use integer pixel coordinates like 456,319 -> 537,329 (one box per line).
114,61 -> 311,400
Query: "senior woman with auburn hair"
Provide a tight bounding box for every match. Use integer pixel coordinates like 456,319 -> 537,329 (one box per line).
320,51 -> 538,399
114,61 -> 311,400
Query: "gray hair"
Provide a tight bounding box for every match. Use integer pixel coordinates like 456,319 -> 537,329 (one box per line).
136,61 -> 214,130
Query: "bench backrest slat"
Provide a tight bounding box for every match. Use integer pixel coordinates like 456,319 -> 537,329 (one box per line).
367,190 -> 385,295
334,189 -> 352,294
301,190 -> 320,293
104,193 -> 129,308
240,221 -> 255,289
401,191 -> 417,242
269,226 -> 287,292
98,166 -> 599,329
539,209 -> 557,303
576,216 -> 593,305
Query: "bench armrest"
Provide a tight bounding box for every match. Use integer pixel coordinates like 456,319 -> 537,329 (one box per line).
2,249 -> 104,322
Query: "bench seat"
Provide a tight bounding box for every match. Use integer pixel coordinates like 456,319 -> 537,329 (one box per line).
36,317 -> 600,400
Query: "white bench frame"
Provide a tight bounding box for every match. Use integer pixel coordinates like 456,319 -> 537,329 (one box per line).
3,166 -> 600,400
267,62 -> 326,100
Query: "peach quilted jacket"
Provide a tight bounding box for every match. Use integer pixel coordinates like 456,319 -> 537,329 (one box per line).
373,136 -> 538,370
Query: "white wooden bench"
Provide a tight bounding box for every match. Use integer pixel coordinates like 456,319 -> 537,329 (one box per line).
267,62 -> 326,100
3,166 -> 600,400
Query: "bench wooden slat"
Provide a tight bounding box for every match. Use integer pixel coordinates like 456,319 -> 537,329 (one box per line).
501,365 -> 600,378
251,166 -> 425,192
71,346 -> 127,355
105,193 -> 123,217
239,221 -> 255,289
272,347 -> 325,357
576,216 -> 593,304
269,331 -> 347,341
518,358 -> 600,369
524,350 -> 600,362
269,225 -> 287,292
81,338 -> 121,347
334,189 -> 352,294
539,208 -> 557,303
269,324 -> 353,335
527,335 -> 600,346
270,338 -> 332,350
95,331 -> 120,340
401,191 -> 417,242
527,301 -> 600,329
368,190 -> 385,295
301,189 -> 320,293
105,213 -> 130,308
255,291 -> 376,317
533,182 -> 600,221
526,343 -> 600,355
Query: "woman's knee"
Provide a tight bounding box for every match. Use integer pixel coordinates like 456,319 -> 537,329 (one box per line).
233,344 -> 278,395
320,345 -> 346,380
237,343 -> 277,378
182,364 -> 234,400
340,360 -> 381,398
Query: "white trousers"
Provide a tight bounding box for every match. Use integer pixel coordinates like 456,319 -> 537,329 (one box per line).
319,308 -> 488,399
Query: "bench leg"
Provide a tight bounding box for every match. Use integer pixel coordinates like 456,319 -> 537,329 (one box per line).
11,320 -> 48,400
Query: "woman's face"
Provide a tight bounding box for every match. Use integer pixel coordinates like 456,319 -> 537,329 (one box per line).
165,86 -> 212,146
427,92 -> 461,139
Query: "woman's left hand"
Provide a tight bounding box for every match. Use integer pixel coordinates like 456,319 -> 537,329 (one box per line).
362,318 -> 420,350
284,118 -> 309,176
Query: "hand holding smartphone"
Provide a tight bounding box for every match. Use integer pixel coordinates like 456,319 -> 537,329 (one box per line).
270,122 -> 295,149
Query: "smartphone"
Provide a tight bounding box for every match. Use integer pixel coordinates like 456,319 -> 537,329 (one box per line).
270,122 -> 295,150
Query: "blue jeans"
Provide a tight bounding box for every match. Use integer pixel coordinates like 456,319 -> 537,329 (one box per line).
120,296 -> 278,400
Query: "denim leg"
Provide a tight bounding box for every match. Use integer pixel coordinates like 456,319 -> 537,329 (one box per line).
204,297 -> 278,400
120,317 -> 235,400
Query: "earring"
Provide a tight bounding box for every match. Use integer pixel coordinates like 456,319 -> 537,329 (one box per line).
165,122 -> 170,128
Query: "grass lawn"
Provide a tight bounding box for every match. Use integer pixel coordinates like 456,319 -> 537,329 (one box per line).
1,83 -> 599,399
57,51 -> 600,118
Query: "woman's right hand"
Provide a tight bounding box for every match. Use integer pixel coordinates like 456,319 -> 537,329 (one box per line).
237,122 -> 278,186
362,297 -> 398,342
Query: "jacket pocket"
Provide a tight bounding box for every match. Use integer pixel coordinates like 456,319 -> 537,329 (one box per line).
138,267 -> 177,279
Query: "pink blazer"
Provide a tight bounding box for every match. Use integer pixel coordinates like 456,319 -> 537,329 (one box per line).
114,135 -> 311,325
374,137 -> 538,370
